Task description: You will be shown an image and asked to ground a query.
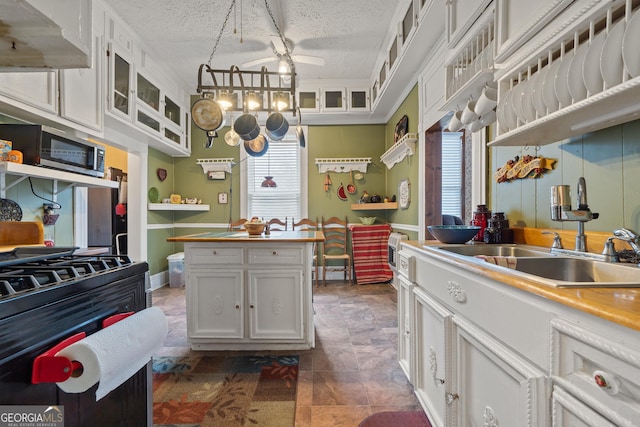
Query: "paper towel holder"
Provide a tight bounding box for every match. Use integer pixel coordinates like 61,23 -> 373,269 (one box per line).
32,311 -> 135,384
32,332 -> 86,384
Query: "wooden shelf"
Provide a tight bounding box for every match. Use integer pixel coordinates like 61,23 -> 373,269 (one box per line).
148,203 -> 210,211
351,202 -> 398,211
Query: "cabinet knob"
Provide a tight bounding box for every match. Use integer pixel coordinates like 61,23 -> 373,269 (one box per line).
593,370 -> 620,394
235,304 -> 240,309
272,251 -> 277,256
212,250 -> 217,255
445,392 -> 459,405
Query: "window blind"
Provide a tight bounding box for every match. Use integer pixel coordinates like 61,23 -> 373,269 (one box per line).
246,134 -> 302,221
442,132 -> 463,217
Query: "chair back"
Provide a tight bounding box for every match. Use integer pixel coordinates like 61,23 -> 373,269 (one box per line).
292,217 -> 319,231
267,217 -> 288,231
321,216 -> 348,255
229,218 -> 248,231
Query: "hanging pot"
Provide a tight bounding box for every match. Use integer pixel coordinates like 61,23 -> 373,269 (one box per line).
191,97 -> 225,131
265,112 -> 289,141
244,134 -> 269,157
296,107 -> 305,147
225,117 -> 241,146
234,113 -> 261,141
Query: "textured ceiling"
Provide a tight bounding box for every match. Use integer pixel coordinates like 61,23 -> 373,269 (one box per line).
106,0 -> 401,92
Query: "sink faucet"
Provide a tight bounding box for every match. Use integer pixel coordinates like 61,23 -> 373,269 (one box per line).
602,228 -> 640,264
550,177 -> 599,251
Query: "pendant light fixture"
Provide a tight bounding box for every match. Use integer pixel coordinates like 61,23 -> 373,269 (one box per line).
261,150 -> 277,188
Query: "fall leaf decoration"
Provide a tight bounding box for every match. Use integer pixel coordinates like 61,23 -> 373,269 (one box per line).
495,155 -> 556,183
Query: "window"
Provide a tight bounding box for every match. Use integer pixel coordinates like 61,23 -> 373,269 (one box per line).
442,132 -> 463,217
243,129 -> 308,220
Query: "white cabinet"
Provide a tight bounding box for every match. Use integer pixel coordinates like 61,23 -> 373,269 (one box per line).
183,241 -> 314,351
59,35 -> 104,131
0,71 -> 58,114
413,286 -> 451,427
402,246 -> 550,426
297,86 -> 370,113
398,275 -> 416,382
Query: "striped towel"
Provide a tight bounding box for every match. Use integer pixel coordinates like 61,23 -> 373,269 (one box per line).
349,224 -> 394,285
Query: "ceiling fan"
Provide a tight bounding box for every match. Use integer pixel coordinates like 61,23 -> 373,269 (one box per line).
242,36 -> 325,69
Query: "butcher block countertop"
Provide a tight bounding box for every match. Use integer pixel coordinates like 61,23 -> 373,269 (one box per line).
405,240 -> 640,333
167,230 -> 324,243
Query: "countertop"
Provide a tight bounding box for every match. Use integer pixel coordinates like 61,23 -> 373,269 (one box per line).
167,230 -> 325,243
405,240 -> 640,333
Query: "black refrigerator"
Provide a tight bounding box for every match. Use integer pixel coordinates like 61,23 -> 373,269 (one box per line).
87,168 -> 127,253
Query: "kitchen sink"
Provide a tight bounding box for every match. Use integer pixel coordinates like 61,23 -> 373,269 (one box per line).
430,244 -> 551,258
511,257 -> 640,286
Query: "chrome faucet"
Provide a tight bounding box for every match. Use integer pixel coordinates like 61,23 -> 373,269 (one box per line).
550,177 -> 599,251
602,228 -> 640,264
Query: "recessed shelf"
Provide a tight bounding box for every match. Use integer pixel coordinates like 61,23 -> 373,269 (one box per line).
351,202 -> 398,211
148,203 -> 210,211
380,133 -> 418,169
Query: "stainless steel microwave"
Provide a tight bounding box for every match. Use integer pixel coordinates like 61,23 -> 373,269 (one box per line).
0,124 -> 105,178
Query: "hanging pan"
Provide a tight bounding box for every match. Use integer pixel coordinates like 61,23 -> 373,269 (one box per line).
225,116 -> 241,146
191,97 -> 225,132
296,107 -> 305,147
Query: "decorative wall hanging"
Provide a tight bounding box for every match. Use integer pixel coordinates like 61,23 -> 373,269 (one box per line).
495,155 -> 556,183
156,168 -> 167,182
394,115 -> 409,143
399,179 -> 410,209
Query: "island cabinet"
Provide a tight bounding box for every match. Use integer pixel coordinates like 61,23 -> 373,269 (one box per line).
399,243 -> 640,427
171,231 -> 323,351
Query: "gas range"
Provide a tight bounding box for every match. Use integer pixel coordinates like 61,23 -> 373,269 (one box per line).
0,246 -> 146,318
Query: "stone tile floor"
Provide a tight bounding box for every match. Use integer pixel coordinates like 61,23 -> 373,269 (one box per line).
151,281 -> 423,427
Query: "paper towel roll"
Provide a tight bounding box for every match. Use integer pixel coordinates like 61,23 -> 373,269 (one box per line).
55,306 -> 168,400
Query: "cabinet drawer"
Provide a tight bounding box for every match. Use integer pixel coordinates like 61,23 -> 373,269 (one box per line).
189,247 -> 244,265
551,318 -> 640,427
416,256 -> 552,371
248,248 -> 303,265
552,386 -> 616,426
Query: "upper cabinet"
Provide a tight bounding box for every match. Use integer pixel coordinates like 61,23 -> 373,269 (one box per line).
104,13 -> 190,156
297,85 -> 370,115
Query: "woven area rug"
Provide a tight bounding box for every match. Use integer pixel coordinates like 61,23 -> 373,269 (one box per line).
359,411 -> 432,427
152,355 -> 299,426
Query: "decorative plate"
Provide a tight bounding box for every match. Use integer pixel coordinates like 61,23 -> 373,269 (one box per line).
0,198 -> 22,221
399,179 -> 410,209
148,187 -> 159,203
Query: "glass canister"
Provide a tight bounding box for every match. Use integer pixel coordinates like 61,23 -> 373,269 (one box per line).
471,204 -> 492,241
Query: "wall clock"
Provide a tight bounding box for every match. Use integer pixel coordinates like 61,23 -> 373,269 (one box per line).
399,179 -> 410,209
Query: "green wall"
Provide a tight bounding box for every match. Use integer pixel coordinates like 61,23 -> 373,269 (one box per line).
490,119 -> 640,235
386,85 -> 420,239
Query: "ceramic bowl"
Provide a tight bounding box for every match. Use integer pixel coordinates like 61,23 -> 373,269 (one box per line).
428,225 -> 481,244
359,217 -> 376,225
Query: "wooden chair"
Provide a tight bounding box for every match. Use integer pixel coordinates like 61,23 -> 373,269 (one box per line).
293,217 -> 319,286
267,217 -> 288,231
229,218 -> 248,231
321,216 -> 352,285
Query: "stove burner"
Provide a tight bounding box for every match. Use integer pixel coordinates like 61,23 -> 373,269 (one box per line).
0,254 -> 134,302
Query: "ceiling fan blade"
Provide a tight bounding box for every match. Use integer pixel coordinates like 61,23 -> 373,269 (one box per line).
292,55 -> 326,66
241,57 -> 276,68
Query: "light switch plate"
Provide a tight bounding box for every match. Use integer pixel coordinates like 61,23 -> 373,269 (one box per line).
218,192 -> 228,204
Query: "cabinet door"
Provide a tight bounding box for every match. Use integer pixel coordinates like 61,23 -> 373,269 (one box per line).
107,44 -> 134,120
413,286 -> 453,427
188,269 -> 243,339
59,35 -> 104,131
349,88 -> 370,111
298,89 -> 319,112
0,71 -> 57,113
322,88 -> 346,111
398,275 -> 415,382
451,317 -> 549,427
247,270 -> 304,340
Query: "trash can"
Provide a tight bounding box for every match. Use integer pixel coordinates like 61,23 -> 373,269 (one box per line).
167,252 -> 185,288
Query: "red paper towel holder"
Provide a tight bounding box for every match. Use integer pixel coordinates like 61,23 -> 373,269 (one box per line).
31,311 -> 135,384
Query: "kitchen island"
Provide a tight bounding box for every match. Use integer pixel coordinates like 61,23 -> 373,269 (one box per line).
168,230 -> 324,350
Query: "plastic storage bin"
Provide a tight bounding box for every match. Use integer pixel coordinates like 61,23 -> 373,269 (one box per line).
167,252 -> 185,288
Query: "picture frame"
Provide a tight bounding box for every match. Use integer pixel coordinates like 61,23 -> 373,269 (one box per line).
399,179 -> 410,209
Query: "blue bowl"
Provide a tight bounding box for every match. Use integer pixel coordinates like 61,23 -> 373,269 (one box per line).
428,225 -> 481,244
